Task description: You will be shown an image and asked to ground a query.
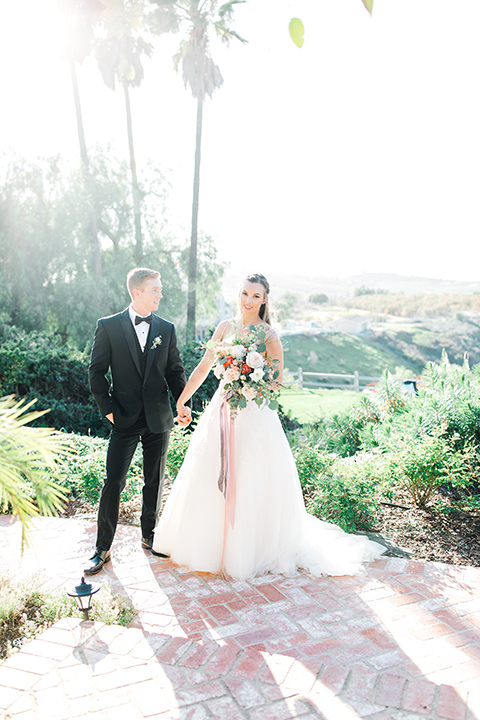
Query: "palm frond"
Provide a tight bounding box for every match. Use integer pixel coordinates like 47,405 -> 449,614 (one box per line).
213,23 -> 246,44
0,396 -> 72,551
173,0 -> 244,100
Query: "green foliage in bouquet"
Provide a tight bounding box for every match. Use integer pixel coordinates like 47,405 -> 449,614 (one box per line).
207,324 -> 281,417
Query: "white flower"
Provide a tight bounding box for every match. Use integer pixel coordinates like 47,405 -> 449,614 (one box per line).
213,364 -> 225,379
241,386 -> 257,401
251,368 -> 264,382
246,351 -> 264,369
224,366 -> 241,383
215,343 -> 228,357
151,335 -> 162,350
230,344 -> 246,359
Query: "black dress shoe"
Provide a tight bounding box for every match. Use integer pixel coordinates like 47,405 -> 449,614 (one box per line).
141,535 -> 154,550
84,549 -> 111,576
142,534 -> 169,557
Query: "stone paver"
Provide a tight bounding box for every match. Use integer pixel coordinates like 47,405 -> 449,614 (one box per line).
1,515 -> 480,719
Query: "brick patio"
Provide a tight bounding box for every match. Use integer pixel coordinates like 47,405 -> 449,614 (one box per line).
1,514 -> 479,719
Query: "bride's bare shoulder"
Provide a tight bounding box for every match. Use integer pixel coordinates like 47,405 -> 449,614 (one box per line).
263,323 -> 280,341
213,319 -> 234,340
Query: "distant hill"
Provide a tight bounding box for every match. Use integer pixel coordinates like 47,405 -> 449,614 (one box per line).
222,272 -> 480,301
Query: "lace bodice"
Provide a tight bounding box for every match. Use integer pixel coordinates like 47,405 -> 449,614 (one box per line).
220,319 -> 279,344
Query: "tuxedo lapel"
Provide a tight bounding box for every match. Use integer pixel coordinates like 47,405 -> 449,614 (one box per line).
120,309 -> 142,378
144,314 -> 161,381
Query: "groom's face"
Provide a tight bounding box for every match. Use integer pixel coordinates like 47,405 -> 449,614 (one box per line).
133,277 -> 163,315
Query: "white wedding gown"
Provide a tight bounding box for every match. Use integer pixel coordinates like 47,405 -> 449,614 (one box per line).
153,385 -> 386,580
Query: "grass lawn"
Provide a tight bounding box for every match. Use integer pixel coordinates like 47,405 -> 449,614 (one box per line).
279,387 -> 359,423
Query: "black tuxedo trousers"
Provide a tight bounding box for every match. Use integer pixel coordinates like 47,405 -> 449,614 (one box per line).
97,418 -> 170,550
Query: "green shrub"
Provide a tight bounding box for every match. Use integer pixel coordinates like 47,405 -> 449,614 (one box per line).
277,402 -> 302,433
361,357 -> 480,505
323,412 -> 365,457
305,455 -> 384,532
0,325 -> 106,437
290,440 -> 385,532
305,395 -> 380,458
374,370 -> 409,418
388,430 -> 477,508
180,339 -> 219,414
416,354 -> 480,451
166,424 -> 192,481
57,428 -> 191,505
292,443 -> 333,490
289,381 -> 397,459
57,434 -> 142,504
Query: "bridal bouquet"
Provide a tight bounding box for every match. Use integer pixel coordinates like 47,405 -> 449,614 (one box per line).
207,325 -> 281,416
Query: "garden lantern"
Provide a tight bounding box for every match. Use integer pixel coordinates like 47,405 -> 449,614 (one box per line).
67,576 -> 100,621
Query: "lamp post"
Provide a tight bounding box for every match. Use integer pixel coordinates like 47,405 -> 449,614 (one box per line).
67,576 -> 100,621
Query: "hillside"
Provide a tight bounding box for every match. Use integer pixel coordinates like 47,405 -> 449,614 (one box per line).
282,316 -> 480,378
282,332 -> 418,378
375,316 -> 480,368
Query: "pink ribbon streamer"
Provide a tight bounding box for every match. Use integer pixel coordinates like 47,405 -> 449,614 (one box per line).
218,399 -> 236,570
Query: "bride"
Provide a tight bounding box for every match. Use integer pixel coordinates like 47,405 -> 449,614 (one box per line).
152,273 -> 385,579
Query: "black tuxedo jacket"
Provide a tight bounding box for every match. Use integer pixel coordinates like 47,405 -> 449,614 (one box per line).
89,308 -> 187,433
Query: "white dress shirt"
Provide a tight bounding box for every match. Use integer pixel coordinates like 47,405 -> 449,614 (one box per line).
129,304 -> 151,352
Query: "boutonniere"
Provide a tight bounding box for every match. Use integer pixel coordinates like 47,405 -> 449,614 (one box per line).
151,335 -> 162,350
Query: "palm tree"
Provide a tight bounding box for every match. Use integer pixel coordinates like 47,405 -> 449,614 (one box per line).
60,0 -> 103,277
96,1 -> 153,264
0,396 -> 70,550
171,0 -> 246,341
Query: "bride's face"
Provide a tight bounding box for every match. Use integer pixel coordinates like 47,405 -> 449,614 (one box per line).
239,282 -> 265,317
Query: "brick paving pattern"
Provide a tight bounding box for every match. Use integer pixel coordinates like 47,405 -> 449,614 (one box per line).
1,515 -> 479,719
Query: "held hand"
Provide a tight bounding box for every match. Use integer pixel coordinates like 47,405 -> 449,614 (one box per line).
106,412 -> 114,424
176,405 -> 192,427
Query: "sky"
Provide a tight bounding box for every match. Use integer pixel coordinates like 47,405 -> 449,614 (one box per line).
1,0 -> 480,284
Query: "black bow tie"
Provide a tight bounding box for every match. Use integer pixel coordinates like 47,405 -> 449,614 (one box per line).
135,314 -> 152,325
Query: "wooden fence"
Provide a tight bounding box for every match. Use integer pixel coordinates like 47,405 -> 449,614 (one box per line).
283,368 -> 380,392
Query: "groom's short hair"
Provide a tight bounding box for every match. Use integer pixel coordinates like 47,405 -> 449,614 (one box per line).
126,267 -> 160,298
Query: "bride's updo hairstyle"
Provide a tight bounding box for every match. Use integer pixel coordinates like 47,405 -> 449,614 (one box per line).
242,273 -> 272,325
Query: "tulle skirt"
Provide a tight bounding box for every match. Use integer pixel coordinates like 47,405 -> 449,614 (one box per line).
153,390 -> 385,580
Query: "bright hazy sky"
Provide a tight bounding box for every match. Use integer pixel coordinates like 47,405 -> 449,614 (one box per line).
1,0 -> 480,283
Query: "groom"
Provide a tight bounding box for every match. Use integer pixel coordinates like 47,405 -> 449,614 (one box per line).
84,267 -> 191,575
